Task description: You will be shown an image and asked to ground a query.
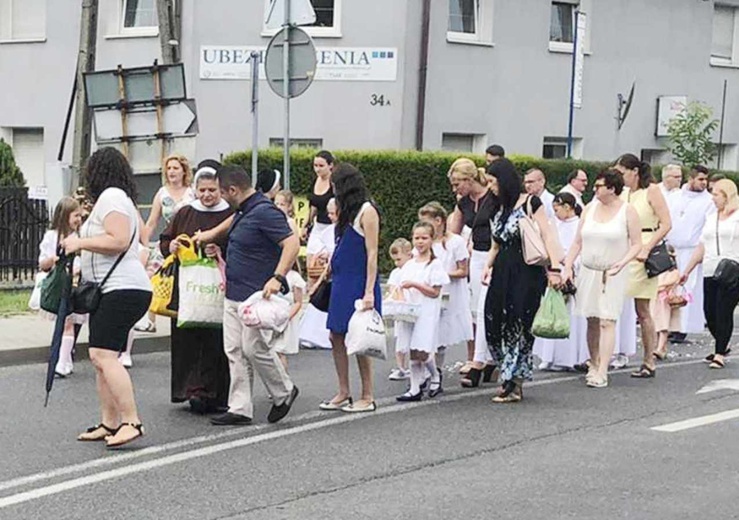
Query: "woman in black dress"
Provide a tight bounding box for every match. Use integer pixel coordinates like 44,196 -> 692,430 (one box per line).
483,159 -> 562,403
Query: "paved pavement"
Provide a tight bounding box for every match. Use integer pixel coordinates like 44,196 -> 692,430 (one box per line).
0,331 -> 738,519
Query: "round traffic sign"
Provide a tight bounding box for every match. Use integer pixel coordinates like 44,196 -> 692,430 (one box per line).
264,26 -> 317,99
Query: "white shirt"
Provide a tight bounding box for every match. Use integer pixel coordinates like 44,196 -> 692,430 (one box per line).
658,182 -> 680,203
666,188 -> 714,249
558,184 -> 584,209
701,210 -> 739,277
79,188 -> 151,293
539,189 -> 556,222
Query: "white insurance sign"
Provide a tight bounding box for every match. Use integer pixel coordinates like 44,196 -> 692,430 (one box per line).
200,46 -> 398,82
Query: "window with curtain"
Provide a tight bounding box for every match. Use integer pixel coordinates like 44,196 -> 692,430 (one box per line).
712,5 -> 735,61
308,0 -> 335,28
123,0 -> 157,29
448,0 -> 478,34
550,2 -> 575,43
0,0 -> 46,40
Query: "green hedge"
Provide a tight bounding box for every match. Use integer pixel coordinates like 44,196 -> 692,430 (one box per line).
225,148 -> 738,273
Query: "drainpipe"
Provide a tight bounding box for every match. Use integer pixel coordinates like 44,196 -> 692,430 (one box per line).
415,0 -> 431,151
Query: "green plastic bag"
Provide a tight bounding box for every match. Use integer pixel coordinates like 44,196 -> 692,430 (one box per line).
532,288 -> 570,339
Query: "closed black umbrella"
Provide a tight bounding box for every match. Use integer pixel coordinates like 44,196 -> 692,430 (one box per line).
44,254 -> 74,407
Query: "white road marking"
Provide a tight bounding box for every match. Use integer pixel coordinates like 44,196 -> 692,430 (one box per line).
0,357 -> 708,509
696,378 -> 739,394
651,408 -> 739,433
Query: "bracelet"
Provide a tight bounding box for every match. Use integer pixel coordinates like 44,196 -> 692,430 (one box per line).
272,273 -> 289,294
548,267 -> 562,273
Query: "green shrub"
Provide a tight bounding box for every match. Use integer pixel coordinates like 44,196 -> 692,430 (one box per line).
225,148 -> 738,273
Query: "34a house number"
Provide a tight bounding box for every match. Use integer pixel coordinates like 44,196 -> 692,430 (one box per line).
370,94 -> 390,107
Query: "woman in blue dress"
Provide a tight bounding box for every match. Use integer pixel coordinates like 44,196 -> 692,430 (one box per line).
322,163 -> 382,413
483,159 -> 562,403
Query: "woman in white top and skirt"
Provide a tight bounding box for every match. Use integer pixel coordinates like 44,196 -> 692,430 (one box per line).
63,148 -> 152,448
563,170 -> 642,388
682,179 -> 739,369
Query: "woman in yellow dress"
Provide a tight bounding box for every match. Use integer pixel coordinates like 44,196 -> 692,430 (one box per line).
614,154 -> 672,378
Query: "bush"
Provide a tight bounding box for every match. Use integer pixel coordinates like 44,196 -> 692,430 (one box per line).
225,148 -> 738,272
0,139 -> 25,188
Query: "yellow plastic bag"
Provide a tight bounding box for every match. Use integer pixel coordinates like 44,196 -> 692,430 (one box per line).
149,254 -> 178,317
175,234 -> 198,262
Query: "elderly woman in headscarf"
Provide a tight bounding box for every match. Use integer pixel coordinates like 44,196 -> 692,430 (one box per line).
159,159 -> 234,414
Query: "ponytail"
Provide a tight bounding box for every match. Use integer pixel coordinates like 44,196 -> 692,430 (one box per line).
616,153 -> 654,189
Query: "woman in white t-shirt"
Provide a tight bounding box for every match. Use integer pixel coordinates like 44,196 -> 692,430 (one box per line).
63,147 -> 152,449
682,179 -> 739,370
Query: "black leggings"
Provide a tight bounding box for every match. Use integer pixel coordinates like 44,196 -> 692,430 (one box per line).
703,277 -> 739,355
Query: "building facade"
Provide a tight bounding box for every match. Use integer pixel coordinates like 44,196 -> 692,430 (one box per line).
2,0 -> 739,203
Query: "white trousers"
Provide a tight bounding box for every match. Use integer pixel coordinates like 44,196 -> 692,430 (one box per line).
223,298 -> 294,418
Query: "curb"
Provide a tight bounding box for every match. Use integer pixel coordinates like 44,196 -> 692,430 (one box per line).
0,335 -> 170,367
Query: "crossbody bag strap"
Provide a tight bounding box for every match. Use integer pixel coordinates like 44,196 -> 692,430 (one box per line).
99,231 -> 136,289
716,212 -> 721,256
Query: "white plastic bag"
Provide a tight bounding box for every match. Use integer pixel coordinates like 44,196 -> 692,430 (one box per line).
237,291 -> 291,332
28,271 -> 47,311
346,300 -> 387,360
177,256 -> 225,328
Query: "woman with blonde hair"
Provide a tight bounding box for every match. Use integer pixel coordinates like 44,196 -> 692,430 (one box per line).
447,158 -> 498,384
681,179 -> 739,369
137,154 -> 196,334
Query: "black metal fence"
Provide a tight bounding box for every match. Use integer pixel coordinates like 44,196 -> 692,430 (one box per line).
0,188 -> 49,282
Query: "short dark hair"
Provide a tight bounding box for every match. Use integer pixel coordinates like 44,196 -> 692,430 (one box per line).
84,147 -> 138,202
567,169 -> 585,183
486,144 -> 505,157
691,165 -> 709,177
710,173 -> 726,182
216,165 -> 251,190
596,169 -> 625,196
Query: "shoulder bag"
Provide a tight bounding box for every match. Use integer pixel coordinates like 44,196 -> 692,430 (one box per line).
713,213 -> 739,290
644,238 -> 676,278
72,232 -> 136,314
519,196 -> 549,266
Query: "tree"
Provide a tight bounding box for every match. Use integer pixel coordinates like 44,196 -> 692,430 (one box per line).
666,101 -> 719,167
0,138 -> 25,188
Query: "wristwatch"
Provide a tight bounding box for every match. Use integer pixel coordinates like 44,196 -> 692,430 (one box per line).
272,273 -> 289,294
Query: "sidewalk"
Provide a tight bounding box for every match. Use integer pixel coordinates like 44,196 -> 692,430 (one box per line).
0,313 -> 171,366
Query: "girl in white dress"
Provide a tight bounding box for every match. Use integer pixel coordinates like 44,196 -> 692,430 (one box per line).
37,197 -> 86,377
386,238 -> 413,381
395,222 -> 450,401
534,193 -> 588,370
418,202 -> 474,377
273,269 -> 307,372
563,170 -> 642,388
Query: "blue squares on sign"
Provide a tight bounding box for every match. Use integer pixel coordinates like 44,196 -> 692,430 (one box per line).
388,51 -> 394,58
380,52 -> 387,58
372,51 -> 379,58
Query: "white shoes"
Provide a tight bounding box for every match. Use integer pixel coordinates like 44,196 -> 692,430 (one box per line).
119,352 -> 133,368
388,368 -> 410,381
133,317 -> 156,333
55,362 -> 74,377
609,354 -> 629,370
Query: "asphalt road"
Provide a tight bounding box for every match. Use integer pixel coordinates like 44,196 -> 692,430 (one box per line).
0,337 -> 738,520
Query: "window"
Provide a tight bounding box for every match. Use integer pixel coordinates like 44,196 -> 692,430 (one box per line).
122,0 -> 157,29
10,128 -> 45,189
711,5 -> 739,66
269,138 -> 324,149
0,0 -> 46,41
640,148 -> 671,166
548,0 -> 590,54
441,133 -> 486,153
448,0 -> 478,34
262,0 -> 342,38
542,137 -> 582,159
447,0 -> 494,45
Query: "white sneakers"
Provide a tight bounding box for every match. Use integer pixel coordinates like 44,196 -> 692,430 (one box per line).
388,368 -> 410,381
54,361 -> 74,377
609,354 -> 629,370
119,352 -> 133,368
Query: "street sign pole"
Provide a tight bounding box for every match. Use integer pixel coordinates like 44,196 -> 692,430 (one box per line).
250,51 -> 260,188
282,0 -> 291,190
566,11 -> 579,159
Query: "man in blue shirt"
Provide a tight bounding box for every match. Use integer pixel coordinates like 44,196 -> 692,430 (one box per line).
202,165 -> 300,426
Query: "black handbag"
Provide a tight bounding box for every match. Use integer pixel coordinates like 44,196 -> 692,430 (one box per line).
645,240 -> 676,278
713,214 -> 739,289
72,233 -> 136,314
309,279 -> 332,312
